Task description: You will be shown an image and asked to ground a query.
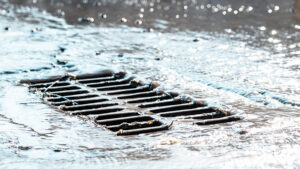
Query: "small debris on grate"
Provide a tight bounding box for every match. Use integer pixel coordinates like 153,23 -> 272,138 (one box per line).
19,69 -> 241,136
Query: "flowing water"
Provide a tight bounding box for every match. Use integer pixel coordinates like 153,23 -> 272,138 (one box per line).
0,0 -> 300,168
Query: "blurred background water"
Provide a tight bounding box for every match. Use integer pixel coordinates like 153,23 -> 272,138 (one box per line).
0,0 -> 299,168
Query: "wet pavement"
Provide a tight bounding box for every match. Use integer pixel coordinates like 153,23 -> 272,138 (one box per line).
0,0 -> 300,168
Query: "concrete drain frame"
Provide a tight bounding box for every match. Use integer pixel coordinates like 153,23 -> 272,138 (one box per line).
19,70 -> 241,136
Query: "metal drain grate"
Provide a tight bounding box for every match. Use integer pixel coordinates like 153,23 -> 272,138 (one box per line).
20,70 -> 241,136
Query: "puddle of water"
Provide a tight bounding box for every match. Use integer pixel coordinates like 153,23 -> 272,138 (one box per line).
0,0 -> 300,168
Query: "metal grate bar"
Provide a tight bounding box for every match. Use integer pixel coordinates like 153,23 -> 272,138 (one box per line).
149,102 -> 206,113
117,91 -> 162,99
29,81 -> 71,88
96,84 -> 137,91
194,115 -> 241,125
159,107 -> 216,117
107,86 -> 151,95
47,89 -> 89,96
126,95 -> 173,103
107,120 -> 162,132
138,98 -> 187,108
46,94 -> 99,102
60,102 -> 118,111
70,107 -> 124,115
86,78 -> 135,87
40,85 -> 81,92
96,115 -> 154,126
50,97 -> 109,106
77,76 -> 122,84
115,125 -> 169,136
95,111 -> 140,121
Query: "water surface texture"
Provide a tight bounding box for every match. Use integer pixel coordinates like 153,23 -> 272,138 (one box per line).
0,0 -> 300,168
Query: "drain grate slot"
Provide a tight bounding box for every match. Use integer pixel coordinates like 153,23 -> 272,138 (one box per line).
96,115 -> 154,126
50,97 -> 109,106
95,111 -> 140,120
159,107 -> 216,117
114,125 -> 169,136
40,85 -> 81,92
107,120 -> 162,132
48,89 -> 89,96
86,78 -> 134,87
107,86 -> 151,95
126,95 -> 173,103
20,70 -> 241,136
74,71 -> 115,80
60,102 -> 118,111
29,81 -> 71,88
138,98 -> 187,108
70,107 -> 124,115
46,94 -> 99,102
150,103 -> 205,113
77,76 -> 122,84
118,91 -> 162,99
189,112 -> 224,119
97,84 -> 137,91
194,115 -> 240,125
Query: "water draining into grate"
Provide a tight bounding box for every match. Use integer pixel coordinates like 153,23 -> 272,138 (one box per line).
20,70 -> 241,136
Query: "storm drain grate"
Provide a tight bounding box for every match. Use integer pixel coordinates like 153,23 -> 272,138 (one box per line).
20,70 -> 241,136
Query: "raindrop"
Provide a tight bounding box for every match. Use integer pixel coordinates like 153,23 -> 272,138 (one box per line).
238,5 -> 245,12
247,6 -> 253,12
121,18 -> 127,23
271,30 -> 277,35
135,20 -> 142,25
268,9 -> 273,13
259,26 -> 266,31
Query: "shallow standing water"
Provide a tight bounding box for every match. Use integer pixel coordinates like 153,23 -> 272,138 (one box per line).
0,0 -> 300,168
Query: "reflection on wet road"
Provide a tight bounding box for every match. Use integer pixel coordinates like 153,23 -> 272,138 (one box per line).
0,0 -> 299,168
